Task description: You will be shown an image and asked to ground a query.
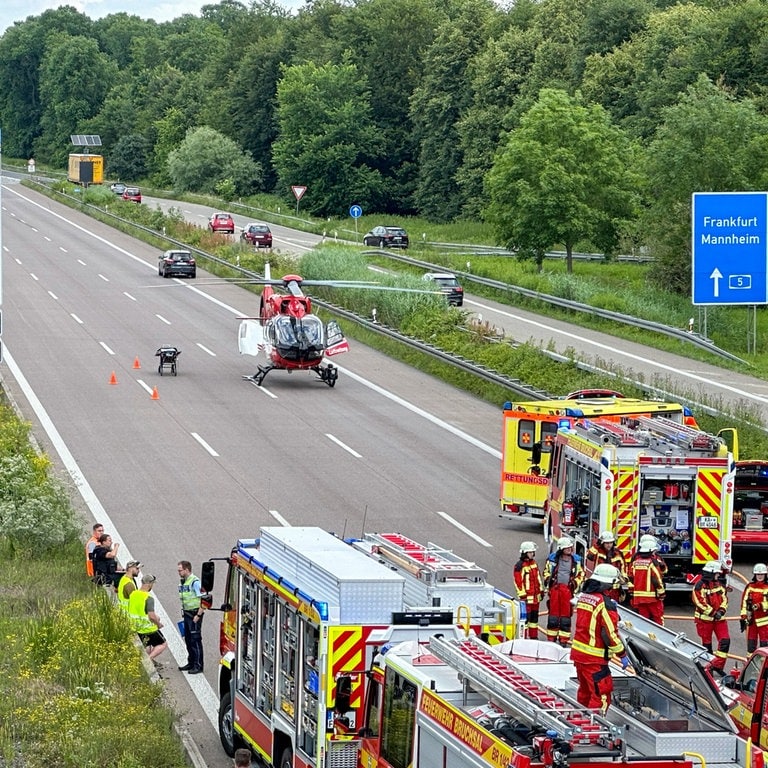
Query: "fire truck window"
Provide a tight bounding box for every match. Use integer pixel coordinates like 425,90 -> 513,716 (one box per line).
381,667 -> 416,768
518,420 -> 535,452
742,654 -> 762,694
364,677 -> 381,737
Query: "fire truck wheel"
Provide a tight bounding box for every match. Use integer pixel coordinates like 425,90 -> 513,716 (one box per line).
218,692 -> 241,757
280,747 -> 293,768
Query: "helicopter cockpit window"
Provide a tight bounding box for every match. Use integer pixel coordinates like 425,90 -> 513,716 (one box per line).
273,316 -> 325,347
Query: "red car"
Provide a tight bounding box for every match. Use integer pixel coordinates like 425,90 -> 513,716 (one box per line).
209,212 -> 235,234
241,223 -> 273,248
122,186 -> 141,203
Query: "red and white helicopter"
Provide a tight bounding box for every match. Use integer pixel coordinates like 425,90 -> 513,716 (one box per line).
238,264 -> 431,387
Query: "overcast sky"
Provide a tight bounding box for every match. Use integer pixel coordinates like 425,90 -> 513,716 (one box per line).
1,0 -> 300,35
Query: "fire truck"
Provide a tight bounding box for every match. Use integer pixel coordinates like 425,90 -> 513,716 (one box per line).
732,461 -> 768,548
544,415 -> 736,587
205,527 -> 519,766
721,645 -> 768,750
357,604 -> 762,768
500,394 -> 700,521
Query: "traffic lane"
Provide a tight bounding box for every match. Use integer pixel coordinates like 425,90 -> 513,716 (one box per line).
143,196 -> 322,253
464,295 -> 768,422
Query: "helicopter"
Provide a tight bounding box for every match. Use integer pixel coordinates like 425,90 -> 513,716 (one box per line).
236,264 -> 381,387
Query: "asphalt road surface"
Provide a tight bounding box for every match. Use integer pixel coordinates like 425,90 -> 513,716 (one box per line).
0,181 -> 763,765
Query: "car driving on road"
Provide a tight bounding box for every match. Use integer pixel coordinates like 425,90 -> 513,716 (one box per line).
423,272 -> 464,306
122,186 -> 141,203
158,250 -> 196,278
363,225 -> 409,248
209,212 -> 235,234
241,223 -> 273,248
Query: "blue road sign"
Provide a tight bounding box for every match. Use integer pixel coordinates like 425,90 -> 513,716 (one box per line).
692,192 -> 768,305
349,205 -> 363,219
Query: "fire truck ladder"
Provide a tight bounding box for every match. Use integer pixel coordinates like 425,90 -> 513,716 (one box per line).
632,415 -> 722,453
365,532 -> 488,585
580,419 -> 648,447
428,635 -> 621,748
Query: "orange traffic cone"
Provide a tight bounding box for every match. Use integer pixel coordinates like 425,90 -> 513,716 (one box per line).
133,356 -> 141,369
109,371 -> 118,385
151,386 -> 160,400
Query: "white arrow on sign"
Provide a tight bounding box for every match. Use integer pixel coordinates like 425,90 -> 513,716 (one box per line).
710,267 -> 723,298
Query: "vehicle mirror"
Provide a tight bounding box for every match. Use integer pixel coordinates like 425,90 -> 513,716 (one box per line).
531,442 -> 542,465
201,560 -> 215,592
335,675 -> 352,713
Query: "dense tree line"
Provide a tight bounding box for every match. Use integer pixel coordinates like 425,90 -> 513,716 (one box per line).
2,0 -> 768,290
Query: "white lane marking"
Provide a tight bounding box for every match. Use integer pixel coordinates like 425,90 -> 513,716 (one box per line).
14,258 -> 21,264
156,314 -> 171,325
44,236 -> 51,241
245,379 -> 278,398
466,298 -> 768,407
436,511 -> 492,547
48,291 -> 58,300
59,247 -> 67,253
191,432 -> 219,457
31,227 -> 38,233
269,510 -> 291,526
124,292 -> 136,301
137,379 -> 154,395
77,259 -> 86,266
196,343 -> 216,356
98,274 -> 109,282
1,344 -> 220,730
30,273 -> 39,281
100,342 -> 115,355
326,433 -> 362,458
337,366 -> 502,459
71,313 -> 83,325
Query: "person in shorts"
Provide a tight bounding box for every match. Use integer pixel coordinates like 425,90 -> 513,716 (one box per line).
128,574 -> 167,661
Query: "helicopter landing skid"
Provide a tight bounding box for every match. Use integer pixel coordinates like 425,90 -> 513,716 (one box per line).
313,364 -> 338,388
242,365 -> 271,386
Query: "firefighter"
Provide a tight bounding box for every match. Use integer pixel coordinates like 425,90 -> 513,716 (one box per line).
693,560 -> 730,677
570,563 -> 630,712
741,563 -> 768,653
514,541 -> 543,639
586,531 -> 627,601
543,536 -> 584,645
628,534 -> 666,625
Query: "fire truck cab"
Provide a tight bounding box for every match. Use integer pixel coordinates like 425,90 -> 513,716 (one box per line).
733,461 -> 768,548
544,416 -> 735,588
500,395 -> 699,520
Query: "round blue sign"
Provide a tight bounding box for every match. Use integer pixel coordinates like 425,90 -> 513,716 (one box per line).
349,205 -> 363,219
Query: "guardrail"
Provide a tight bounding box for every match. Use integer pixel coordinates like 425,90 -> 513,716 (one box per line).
364,249 -> 746,365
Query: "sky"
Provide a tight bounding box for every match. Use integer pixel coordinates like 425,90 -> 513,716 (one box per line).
0,0 -> 268,35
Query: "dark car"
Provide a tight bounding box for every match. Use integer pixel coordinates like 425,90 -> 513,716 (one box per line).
122,186 -> 141,203
209,212 -> 235,234
363,225 -> 409,249
110,182 -> 126,195
158,249 -> 196,278
423,272 -> 464,306
241,222 -> 273,248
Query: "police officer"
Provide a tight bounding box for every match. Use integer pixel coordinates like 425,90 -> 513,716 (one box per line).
693,560 -> 730,677
178,560 -> 205,674
514,541 -> 543,639
543,536 -> 584,645
570,563 -> 630,712
628,534 -> 666,625
741,563 -> 768,653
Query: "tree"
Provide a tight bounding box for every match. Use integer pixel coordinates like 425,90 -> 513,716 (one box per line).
643,75 -> 768,294
484,89 -> 639,272
107,134 -> 150,181
167,125 -> 262,195
272,60 -> 383,217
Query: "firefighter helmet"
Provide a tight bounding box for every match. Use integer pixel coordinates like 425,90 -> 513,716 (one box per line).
754,563 -> 768,576
702,560 -> 723,575
638,534 -> 659,553
592,563 -> 620,585
557,536 -> 574,551
598,531 -> 615,544
520,541 -> 537,555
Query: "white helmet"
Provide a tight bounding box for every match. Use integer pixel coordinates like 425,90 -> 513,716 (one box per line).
638,534 -> 659,553
557,536 -> 574,551
598,531 -> 615,544
702,560 -> 723,575
592,563 -> 620,585
520,541 -> 537,555
754,563 -> 768,576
